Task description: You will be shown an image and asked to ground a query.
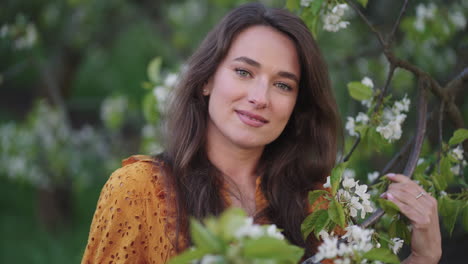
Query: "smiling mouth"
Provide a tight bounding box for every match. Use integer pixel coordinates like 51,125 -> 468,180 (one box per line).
235,110 -> 269,127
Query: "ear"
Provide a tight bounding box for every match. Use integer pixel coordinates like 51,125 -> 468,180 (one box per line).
202,78 -> 213,96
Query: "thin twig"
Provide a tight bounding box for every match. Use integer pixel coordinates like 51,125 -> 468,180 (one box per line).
343,134 -> 361,162
344,0 -> 386,47
388,0 -> 410,45
374,65 -> 396,114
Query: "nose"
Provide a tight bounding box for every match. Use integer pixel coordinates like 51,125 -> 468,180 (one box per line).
248,79 -> 269,109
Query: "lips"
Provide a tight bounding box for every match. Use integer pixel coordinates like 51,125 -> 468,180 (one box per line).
235,110 -> 269,127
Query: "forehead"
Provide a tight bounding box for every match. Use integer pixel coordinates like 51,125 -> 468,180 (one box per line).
224,25 -> 300,77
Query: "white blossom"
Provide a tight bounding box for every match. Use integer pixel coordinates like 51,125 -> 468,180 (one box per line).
14,23 -> 37,50
200,255 -> 223,264
449,11 -> 466,30
361,77 -> 374,89
323,4 -> 350,32
376,95 -> 411,142
414,3 -> 437,32
342,177 -> 356,189
234,218 -> 263,239
324,176 -> 331,188
451,145 -> 464,160
266,224 -> 284,240
163,73 -> 178,87
390,237 -> 404,254
367,171 -> 379,182
300,0 -> 314,7
343,169 -> 356,179
356,112 -> 370,124
346,117 -> 358,137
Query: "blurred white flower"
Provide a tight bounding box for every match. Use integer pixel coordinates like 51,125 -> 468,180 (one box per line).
451,145 -> 464,160
323,4 -> 350,32
361,77 -> 374,89
300,0 -> 314,7
346,117 -> 358,137
343,169 -> 356,179
376,95 -> 410,143
200,255 -> 223,264
356,112 -> 369,124
234,217 -> 263,239
324,176 -> 331,188
367,171 -> 379,182
390,237 -> 404,254
266,224 -> 285,240
163,73 -> 178,87
449,11 -> 466,30
414,3 -> 437,32
14,23 -> 37,50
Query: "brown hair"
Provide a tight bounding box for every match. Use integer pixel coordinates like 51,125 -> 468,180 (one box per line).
160,2 -> 341,257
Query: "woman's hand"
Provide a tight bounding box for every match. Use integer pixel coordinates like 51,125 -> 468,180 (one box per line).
382,173 -> 442,264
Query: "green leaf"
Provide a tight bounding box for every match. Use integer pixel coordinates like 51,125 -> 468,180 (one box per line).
142,93 -> 158,124
168,248 -> 210,264
462,203 -> 468,232
362,248 -> 400,264
308,190 -> 329,206
448,128 -> 468,145
328,199 -> 346,228
432,172 -> 447,191
389,219 -> 411,245
286,0 -> 300,11
190,218 -> 225,253
347,81 -> 373,101
330,162 -> 347,195
147,57 -> 162,83
357,0 -> 369,8
440,156 -> 455,185
438,196 -> 461,236
243,237 -> 304,262
378,198 -> 400,216
301,209 -> 329,239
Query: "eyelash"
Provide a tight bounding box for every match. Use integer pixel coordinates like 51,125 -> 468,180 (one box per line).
275,82 -> 293,91
234,68 -> 293,92
235,68 -> 251,78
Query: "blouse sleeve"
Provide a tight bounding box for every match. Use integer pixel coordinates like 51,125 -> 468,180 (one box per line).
81,156 -> 177,264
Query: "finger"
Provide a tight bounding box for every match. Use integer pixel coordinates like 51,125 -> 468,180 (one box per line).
386,188 -> 427,216
386,192 -> 432,228
386,173 -> 411,183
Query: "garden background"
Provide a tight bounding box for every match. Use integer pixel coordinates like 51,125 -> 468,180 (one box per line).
0,0 -> 467,263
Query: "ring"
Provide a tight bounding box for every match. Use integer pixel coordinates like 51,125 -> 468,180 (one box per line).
415,192 -> 426,199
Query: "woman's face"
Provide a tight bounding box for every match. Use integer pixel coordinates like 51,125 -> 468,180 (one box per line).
204,25 -> 300,150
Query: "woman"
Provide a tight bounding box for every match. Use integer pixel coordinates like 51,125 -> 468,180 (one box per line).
81,3 -> 441,263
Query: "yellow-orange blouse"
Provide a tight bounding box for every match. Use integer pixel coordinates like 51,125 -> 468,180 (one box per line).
81,155 -> 335,264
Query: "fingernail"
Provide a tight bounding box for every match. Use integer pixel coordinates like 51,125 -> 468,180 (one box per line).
387,173 -> 396,178
387,193 -> 395,200
380,192 -> 386,198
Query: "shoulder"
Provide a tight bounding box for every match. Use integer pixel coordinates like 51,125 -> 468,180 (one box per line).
104,155 -> 165,196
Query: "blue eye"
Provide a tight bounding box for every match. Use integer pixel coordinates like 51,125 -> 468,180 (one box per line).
275,82 -> 292,91
235,68 -> 251,77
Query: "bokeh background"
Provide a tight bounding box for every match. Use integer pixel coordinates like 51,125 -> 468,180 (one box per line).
1,0 -> 467,263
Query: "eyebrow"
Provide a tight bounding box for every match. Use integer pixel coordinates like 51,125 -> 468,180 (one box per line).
233,56 -> 299,84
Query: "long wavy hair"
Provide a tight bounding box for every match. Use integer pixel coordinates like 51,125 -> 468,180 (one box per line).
160,2 -> 341,257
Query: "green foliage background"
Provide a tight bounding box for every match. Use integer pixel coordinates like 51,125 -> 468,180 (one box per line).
0,0 -> 466,263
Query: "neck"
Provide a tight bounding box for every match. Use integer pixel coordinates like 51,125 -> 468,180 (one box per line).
205,136 -> 263,189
